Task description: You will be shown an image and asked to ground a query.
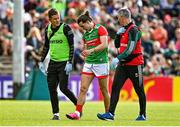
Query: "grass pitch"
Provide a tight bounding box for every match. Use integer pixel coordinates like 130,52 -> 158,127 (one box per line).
0,100 -> 180,126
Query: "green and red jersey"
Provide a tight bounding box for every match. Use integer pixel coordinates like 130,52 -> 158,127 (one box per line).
83,24 -> 108,64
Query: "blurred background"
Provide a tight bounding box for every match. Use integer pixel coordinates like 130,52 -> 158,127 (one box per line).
0,0 -> 180,102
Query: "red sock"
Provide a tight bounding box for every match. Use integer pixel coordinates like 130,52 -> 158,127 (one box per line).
76,105 -> 83,113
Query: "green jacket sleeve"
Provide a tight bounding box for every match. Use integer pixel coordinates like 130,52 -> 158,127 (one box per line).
117,27 -> 141,60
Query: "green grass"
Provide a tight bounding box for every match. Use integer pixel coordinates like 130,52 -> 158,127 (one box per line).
0,100 -> 180,126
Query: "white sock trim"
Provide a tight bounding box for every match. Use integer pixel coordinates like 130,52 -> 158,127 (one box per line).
75,111 -> 80,117
54,113 -> 59,116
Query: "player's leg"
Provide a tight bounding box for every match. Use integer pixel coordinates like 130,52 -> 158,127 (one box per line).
66,63 -> 94,120
128,65 -> 146,120
93,63 -> 110,112
47,61 -> 59,119
66,74 -> 94,120
77,73 -> 94,108
58,62 -> 77,105
98,77 -> 110,112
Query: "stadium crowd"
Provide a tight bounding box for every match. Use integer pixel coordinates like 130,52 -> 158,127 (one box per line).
0,0 -> 180,76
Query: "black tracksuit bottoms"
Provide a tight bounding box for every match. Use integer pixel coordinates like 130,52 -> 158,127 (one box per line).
109,64 -> 146,117
47,60 -> 77,114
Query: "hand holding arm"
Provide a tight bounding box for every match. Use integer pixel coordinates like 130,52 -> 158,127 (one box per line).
81,48 -> 95,57
117,27 -> 126,34
81,35 -> 108,56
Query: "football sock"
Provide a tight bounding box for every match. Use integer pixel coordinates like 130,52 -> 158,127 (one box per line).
54,113 -> 59,116
76,104 -> 83,113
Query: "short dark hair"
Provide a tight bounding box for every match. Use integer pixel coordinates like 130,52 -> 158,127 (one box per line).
117,8 -> 131,19
48,8 -> 58,19
77,11 -> 92,24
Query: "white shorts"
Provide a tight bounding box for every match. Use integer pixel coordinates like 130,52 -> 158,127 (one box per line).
82,63 -> 109,78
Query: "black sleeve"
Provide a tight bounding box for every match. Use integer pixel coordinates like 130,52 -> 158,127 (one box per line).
114,34 -> 123,48
41,26 -> 50,62
114,34 -> 120,48
63,24 -> 74,63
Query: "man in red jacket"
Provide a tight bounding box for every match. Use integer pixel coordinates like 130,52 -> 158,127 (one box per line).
97,8 -> 146,121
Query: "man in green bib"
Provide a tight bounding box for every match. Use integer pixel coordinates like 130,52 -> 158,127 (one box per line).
40,8 -> 77,120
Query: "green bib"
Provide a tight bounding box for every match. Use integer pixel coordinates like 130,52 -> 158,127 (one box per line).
47,23 -> 69,61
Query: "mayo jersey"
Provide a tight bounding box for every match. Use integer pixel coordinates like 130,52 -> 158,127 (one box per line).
83,24 -> 108,64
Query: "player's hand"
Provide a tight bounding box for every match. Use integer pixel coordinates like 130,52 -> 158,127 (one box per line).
64,62 -> 72,75
117,27 -> 126,34
38,62 -> 47,76
81,49 -> 94,57
110,57 -> 119,70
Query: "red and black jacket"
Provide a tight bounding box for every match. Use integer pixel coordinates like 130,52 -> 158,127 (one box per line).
115,22 -> 144,65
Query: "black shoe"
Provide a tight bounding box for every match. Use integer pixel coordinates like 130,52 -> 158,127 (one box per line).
52,115 -> 59,120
